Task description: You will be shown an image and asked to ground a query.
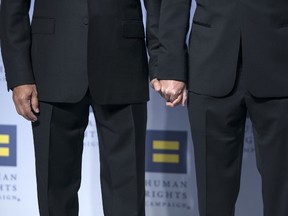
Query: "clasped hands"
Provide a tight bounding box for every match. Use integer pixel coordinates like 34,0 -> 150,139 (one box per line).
151,79 -> 187,107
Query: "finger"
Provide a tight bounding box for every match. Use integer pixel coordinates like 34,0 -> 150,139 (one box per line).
18,100 -> 38,121
166,94 -> 182,107
13,98 -> 21,116
151,79 -> 161,92
166,101 -> 175,108
14,100 -> 31,121
169,91 -> 182,102
182,90 -> 188,106
13,96 -> 26,116
166,86 -> 185,102
171,94 -> 183,106
31,91 -> 40,113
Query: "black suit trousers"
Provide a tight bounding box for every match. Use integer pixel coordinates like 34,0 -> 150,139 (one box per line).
188,64 -> 288,216
31,90 -> 147,216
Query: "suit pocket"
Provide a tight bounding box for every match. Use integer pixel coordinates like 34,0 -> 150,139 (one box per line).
193,20 -> 211,28
122,20 -> 145,38
278,23 -> 288,29
31,18 -> 55,34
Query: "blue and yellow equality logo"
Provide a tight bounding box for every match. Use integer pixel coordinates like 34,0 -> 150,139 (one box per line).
145,130 -> 187,174
0,125 -> 17,166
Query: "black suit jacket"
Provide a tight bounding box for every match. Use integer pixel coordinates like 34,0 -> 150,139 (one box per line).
155,0 -> 288,98
0,0 -> 158,104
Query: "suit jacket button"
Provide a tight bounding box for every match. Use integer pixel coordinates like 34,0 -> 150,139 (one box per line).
83,18 -> 89,25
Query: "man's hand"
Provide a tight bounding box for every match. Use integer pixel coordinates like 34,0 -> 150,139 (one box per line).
159,80 -> 187,107
12,84 -> 39,122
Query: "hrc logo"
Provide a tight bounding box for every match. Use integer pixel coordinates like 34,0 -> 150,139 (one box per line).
145,130 -> 187,174
0,125 -> 17,166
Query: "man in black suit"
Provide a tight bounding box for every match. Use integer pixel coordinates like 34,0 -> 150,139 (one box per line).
0,0 -> 159,215
151,0 -> 288,215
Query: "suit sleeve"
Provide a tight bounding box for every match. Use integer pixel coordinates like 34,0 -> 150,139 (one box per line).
0,0 -> 35,90
147,0 -> 191,82
143,0 -> 162,80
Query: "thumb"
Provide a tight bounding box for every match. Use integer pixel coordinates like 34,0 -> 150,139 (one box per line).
31,90 -> 39,113
151,79 -> 161,92
182,89 -> 188,106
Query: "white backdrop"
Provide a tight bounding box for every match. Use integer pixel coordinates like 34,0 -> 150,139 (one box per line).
0,1 -> 263,215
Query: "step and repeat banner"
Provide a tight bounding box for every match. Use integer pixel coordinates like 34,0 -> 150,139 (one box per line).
1,1 -> 263,216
